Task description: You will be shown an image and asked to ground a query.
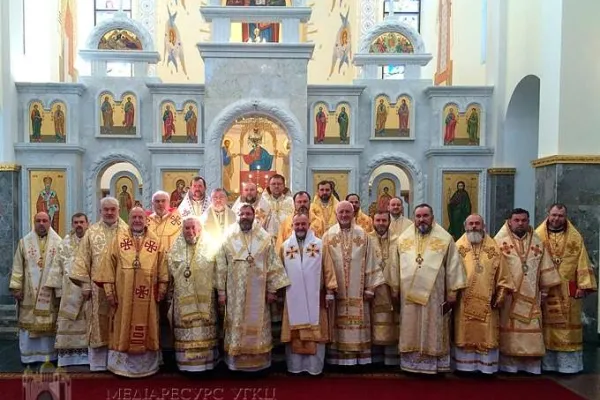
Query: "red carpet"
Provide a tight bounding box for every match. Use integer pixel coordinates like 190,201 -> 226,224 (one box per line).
0,373 -> 584,400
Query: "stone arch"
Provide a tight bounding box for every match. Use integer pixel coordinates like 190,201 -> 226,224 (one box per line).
205,98 -> 307,192
359,20 -> 426,54
109,170 -> 141,198
361,152 -> 425,210
86,150 -> 151,220
84,12 -> 154,51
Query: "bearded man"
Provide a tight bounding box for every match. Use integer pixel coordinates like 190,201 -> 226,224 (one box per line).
70,196 -> 128,371
388,196 -> 412,236
535,203 -> 597,373
261,174 -> 294,237
178,176 -> 211,217
346,193 -> 373,233
280,212 -> 337,375
323,201 -> 384,366
216,204 -> 290,372
168,216 -> 219,372
311,180 -> 339,230
388,203 -> 466,374
453,214 -> 514,374
276,191 -> 325,251
231,182 -> 271,228
10,212 -> 62,364
45,213 -> 91,367
94,207 -> 168,377
494,208 -> 562,374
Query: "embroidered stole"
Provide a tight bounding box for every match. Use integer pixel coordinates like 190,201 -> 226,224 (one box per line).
24,231 -> 60,319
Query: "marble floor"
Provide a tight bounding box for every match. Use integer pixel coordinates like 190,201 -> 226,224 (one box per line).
0,340 -> 597,399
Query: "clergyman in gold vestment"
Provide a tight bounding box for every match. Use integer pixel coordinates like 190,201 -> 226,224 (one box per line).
311,180 -> 339,230
216,204 -> 291,372
388,204 -> 467,374
70,196 -> 128,371
346,193 -> 374,233
388,196 -> 413,237
453,214 -> 515,374
45,213 -> 90,367
494,208 -> 562,374
94,207 -> 169,378
168,216 -> 219,372
536,203 -> 597,373
323,201 -> 385,365
276,191 -> 325,252
10,212 -> 62,364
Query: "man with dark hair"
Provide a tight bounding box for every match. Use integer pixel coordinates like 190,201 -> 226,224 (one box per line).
262,174 -> 294,238
312,180 -> 339,229
388,203 -> 466,374
535,203 -> 597,373
276,191 -> 325,251
388,196 -> 412,236
178,176 -> 210,217
494,208 -> 561,374
346,193 -> 373,233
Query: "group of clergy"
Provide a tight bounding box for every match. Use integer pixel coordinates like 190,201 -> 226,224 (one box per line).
9,175 -> 597,378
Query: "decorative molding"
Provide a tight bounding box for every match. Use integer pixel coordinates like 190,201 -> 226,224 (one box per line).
531,155 -> 600,168
425,147 -> 494,158
353,53 -> 432,67
360,0 -> 378,37
197,43 -> 315,59
0,163 -> 21,172
84,12 -> 155,51
487,167 -> 516,175
360,152 -> 426,208
15,83 -> 86,96
137,0 -> 157,75
85,150 -> 151,220
146,83 -> 206,95
147,144 -> 205,154
307,146 -> 364,155
205,98 -> 307,193
358,17 -> 427,54
79,49 -> 160,63
200,6 -> 312,23
14,144 -> 86,154
425,86 -> 494,98
307,85 -> 366,97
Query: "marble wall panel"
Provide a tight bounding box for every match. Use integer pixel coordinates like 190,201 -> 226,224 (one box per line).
488,173 -> 515,235
0,171 -> 20,304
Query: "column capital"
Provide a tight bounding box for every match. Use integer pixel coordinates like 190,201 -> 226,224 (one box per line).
531,155 -> 600,168
487,167 -> 516,175
0,163 -> 21,172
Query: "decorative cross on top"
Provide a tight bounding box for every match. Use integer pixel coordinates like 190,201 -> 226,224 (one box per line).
145,240 -> 158,253
286,246 -> 299,259
306,244 -> 320,258
135,285 -> 150,299
120,238 -> 133,251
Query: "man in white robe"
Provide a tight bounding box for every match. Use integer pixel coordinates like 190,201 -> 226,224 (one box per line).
280,213 -> 337,375
178,176 -> 211,218
200,188 -> 237,248
388,196 -> 413,237
10,212 -> 62,364
45,212 -> 90,367
261,174 -> 294,238
231,182 -> 271,228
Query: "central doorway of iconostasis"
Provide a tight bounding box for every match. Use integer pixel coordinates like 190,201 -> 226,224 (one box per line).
367,164 -> 412,218
221,115 -> 291,203
99,162 -> 144,221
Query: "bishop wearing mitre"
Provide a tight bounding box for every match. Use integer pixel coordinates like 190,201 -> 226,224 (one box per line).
70,196 -> 128,371
45,213 -> 90,367
453,214 -> 515,374
280,212 -> 337,375
168,216 -> 219,372
200,188 -> 237,246
10,212 -> 62,364
494,208 -> 561,374
216,204 -> 290,372
369,210 -> 400,366
94,207 -> 169,377
388,204 -> 466,374
323,201 -> 385,366
535,203 -> 597,374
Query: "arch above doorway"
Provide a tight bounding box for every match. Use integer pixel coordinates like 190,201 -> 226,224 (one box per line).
205,98 -> 307,192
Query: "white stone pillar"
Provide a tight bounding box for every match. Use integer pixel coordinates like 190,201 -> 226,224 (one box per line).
22,0 -> 59,82
281,18 -> 300,43
212,18 -> 231,42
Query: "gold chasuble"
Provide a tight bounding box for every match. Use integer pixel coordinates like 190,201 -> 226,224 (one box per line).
322,224 -> 384,364
311,197 -> 339,230
216,224 -> 290,371
70,220 -> 128,349
45,234 -> 90,356
11,229 -> 62,335
147,210 -> 182,251
168,233 -> 219,372
262,192 -> 294,238
200,205 -> 237,246
389,224 -> 466,374
389,216 -> 413,237
94,228 -> 168,377
494,224 -> 561,367
275,213 -> 325,252
454,234 -> 515,359
535,220 -> 597,353
355,211 -> 374,234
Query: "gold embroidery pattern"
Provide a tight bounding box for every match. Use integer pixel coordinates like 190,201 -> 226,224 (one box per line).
484,246 -> 500,260
399,239 -> 414,252
458,245 -> 470,258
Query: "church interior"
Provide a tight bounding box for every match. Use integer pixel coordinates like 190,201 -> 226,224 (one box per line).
0,0 -> 599,398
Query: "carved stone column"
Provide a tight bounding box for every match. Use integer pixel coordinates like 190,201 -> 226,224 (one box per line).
486,168 -> 515,235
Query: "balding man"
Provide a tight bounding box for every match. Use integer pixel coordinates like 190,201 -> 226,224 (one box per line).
71,196 -> 128,371
453,214 -> 514,374
94,207 -> 168,377
231,182 -> 271,228
388,196 -> 413,236
276,191 -> 325,252
10,212 -> 62,364
323,201 -> 384,366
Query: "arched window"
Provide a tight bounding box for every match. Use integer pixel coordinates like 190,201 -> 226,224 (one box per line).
383,0 -> 421,80
94,0 -> 134,77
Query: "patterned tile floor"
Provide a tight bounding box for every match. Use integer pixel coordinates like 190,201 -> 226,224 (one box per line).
0,340 -> 597,399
